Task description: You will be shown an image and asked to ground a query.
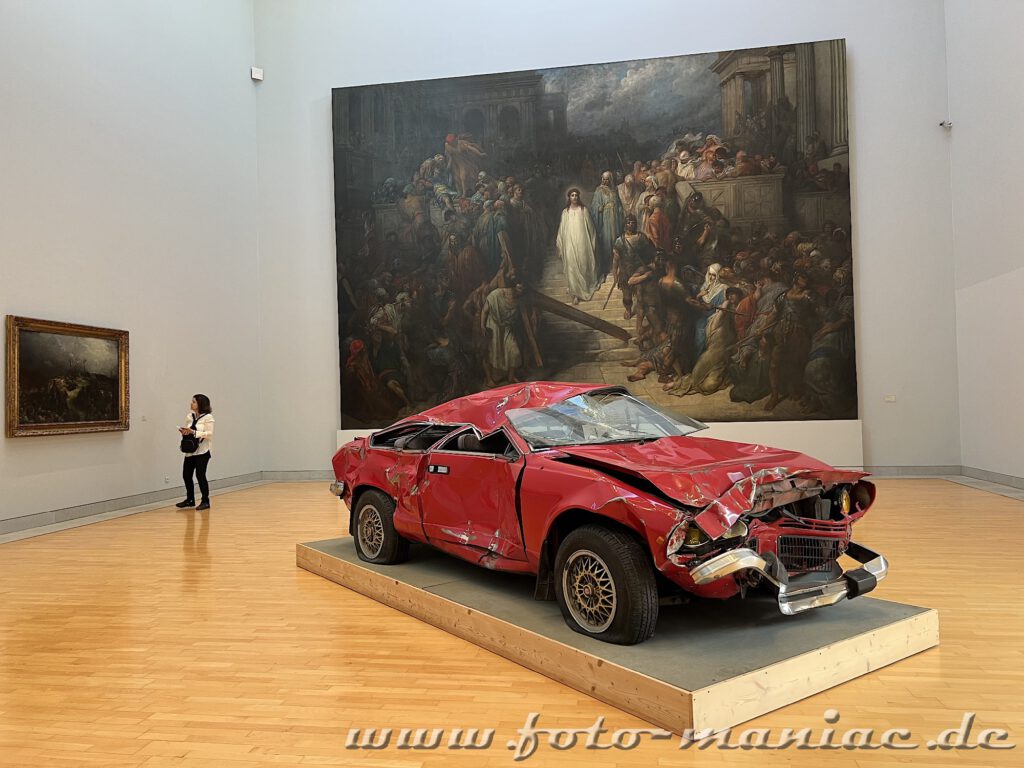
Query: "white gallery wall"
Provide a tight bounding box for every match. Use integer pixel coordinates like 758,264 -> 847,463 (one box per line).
0,1 -> 263,521
945,0 -> 1024,481
252,0 -> 961,472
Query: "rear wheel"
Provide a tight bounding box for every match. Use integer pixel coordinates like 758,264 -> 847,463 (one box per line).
554,524 -> 658,645
352,489 -> 409,564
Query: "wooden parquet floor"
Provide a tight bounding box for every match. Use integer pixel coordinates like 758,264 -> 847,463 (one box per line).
0,479 -> 1021,767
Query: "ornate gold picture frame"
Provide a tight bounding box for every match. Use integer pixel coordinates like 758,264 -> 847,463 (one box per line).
5,316 -> 129,437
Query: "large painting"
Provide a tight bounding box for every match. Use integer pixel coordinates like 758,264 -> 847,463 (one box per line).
5,316 -> 129,437
333,40 -> 855,429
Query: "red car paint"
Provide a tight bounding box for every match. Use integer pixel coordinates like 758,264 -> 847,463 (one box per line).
331,382 -> 873,600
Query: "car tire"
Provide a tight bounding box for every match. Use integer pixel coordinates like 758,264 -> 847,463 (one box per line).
554,524 -> 658,645
352,489 -> 410,565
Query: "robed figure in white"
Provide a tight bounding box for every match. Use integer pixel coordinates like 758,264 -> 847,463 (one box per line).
556,189 -> 600,304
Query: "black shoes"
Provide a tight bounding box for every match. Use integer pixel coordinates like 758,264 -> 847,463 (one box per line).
176,498 -> 210,509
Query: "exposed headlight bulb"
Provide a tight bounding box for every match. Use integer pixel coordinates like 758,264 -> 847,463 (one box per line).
838,487 -> 852,516
683,524 -> 709,547
723,519 -> 748,539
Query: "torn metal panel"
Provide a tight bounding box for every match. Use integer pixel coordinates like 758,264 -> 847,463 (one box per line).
556,436 -> 863,510
441,527 -> 475,545
417,451 -> 526,560
691,467 -> 862,539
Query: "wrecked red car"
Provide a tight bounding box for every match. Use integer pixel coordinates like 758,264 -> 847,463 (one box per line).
330,382 -> 887,645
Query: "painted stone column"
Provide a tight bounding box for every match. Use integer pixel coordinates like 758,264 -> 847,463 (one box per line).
721,75 -> 744,136
361,93 -> 373,142
830,39 -> 849,156
768,48 -> 786,145
795,43 -> 817,155
487,103 -> 499,143
523,100 -> 535,148
720,81 -> 733,136
769,49 -> 786,104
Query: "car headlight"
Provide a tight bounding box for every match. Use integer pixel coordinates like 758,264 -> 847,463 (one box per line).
722,519 -> 748,539
837,487 -> 852,516
683,524 -> 709,547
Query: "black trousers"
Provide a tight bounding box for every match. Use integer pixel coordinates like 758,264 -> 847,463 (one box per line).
182,453 -> 212,503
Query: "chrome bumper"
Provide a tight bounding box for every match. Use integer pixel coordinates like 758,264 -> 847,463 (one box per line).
328,481 -> 345,497
689,541 -> 888,615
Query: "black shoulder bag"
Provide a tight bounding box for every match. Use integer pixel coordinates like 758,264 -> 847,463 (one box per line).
180,413 -> 203,453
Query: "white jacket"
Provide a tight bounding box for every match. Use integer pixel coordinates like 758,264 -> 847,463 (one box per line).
183,412 -> 215,455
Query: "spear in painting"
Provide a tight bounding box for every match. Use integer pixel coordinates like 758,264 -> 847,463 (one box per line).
602,272 -> 618,310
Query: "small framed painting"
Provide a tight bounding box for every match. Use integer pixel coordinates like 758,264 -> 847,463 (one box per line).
5,316 -> 129,437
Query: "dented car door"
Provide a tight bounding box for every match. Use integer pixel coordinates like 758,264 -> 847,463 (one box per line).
420,437 -> 526,561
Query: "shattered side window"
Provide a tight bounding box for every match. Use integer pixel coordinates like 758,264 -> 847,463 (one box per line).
369,423 -> 430,449
403,424 -> 461,450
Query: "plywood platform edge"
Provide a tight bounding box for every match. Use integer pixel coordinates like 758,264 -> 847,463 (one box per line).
297,541 -> 939,734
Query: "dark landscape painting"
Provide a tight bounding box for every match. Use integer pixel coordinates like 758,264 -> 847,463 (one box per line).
6,316 -> 129,436
333,40 -> 856,429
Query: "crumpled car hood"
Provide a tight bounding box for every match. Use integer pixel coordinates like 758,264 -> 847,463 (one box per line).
553,436 -> 866,538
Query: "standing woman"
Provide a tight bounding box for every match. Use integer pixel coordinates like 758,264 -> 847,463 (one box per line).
176,394 -> 215,510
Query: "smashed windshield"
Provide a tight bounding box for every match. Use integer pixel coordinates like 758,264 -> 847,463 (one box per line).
505,391 -> 707,449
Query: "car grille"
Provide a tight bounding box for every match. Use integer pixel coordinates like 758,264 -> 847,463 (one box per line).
778,535 -> 845,573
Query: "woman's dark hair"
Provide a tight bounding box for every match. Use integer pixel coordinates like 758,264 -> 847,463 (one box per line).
565,188 -> 581,209
193,394 -> 212,415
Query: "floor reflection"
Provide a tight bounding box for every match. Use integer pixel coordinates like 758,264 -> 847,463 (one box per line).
181,509 -> 210,594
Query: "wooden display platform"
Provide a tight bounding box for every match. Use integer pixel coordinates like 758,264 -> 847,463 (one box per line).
297,538 -> 939,733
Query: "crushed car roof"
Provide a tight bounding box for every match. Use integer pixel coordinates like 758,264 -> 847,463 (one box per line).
403,381 -> 615,432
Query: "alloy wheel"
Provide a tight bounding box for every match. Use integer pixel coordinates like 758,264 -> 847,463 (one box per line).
562,549 -> 617,632
357,504 -> 385,559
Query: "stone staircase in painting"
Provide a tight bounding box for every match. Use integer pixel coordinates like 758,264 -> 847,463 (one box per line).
533,246 -> 636,379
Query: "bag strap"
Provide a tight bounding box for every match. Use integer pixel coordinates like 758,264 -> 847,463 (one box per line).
189,413 -> 205,443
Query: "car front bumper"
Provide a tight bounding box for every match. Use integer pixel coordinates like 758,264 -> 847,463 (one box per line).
688,541 -> 888,615
328,481 -> 345,497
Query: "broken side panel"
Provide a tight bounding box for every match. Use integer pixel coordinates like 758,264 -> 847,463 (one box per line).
373,450 -> 429,541
418,452 -> 526,561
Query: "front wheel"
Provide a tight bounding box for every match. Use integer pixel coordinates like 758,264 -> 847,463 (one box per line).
553,524 -> 658,645
352,490 -> 409,565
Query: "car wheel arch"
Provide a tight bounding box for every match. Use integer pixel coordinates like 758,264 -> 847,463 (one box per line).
534,508 -> 654,601
349,484 -> 393,532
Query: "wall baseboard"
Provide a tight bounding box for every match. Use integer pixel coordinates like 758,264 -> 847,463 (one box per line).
863,465 -> 964,477
0,470 -> 329,538
960,465 -> 1024,491
262,470 -> 334,482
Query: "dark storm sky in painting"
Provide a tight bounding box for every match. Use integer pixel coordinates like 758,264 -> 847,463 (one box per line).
333,41 -> 856,429
541,55 -> 721,140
